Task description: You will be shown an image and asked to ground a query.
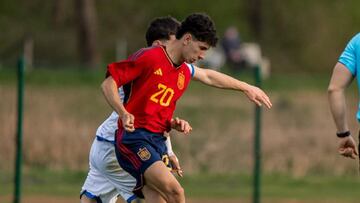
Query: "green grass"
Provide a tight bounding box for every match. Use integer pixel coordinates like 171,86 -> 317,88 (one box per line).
1,168 -> 85,196
1,169 -> 359,202
181,173 -> 359,201
0,67 -> 106,87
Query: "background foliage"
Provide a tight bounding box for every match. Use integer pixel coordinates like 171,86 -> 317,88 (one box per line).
1,0 -> 360,72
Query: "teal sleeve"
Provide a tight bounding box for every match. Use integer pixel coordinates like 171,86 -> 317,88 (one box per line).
338,33 -> 360,76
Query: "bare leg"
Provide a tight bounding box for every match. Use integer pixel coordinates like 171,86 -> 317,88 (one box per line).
80,195 -> 97,203
144,161 -> 185,203
143,185 -> 167,203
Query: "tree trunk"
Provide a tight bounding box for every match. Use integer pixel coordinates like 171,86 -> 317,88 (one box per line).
53,0 -> 66,26
248,0 -> 262,40
75,0 -> 99,69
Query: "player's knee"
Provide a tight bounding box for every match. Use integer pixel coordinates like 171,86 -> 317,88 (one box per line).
165,184 -> 184,201
173,185 -> 184,198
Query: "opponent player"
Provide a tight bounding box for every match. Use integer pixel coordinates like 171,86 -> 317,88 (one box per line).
102,13 -> 272,203
328,32 -> 360,159
80,17 -> 189,203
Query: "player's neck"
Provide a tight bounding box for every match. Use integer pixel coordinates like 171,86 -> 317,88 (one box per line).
165,41 -> 183,66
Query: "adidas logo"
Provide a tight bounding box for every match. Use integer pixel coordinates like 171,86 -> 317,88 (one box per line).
154,68 -> 163,76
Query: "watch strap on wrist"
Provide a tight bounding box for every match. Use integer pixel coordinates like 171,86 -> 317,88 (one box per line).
336,130 -> 351,138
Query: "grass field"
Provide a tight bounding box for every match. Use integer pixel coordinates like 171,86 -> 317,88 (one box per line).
0,67 -> 336,90
1,168 -> 359,203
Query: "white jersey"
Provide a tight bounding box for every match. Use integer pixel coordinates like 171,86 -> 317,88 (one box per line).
95,87 -> 124,141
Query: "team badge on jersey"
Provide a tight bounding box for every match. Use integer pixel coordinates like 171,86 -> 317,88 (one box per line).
154,68 -> 163,76
177,71 -> 185,90
137,147 -> 151,161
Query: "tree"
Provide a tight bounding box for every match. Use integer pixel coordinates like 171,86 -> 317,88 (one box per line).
247,0 -> 262,40
75,0 -> 100,69
53,0 -> 66,26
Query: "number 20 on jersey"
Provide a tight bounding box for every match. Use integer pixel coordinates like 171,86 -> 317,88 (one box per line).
150,83 -> 174,107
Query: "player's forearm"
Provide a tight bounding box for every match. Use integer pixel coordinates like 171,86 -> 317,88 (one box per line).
198,68 -> 248,91
328,86 -> 349,132
101,77 -> 128,117
327,63 -> 354,132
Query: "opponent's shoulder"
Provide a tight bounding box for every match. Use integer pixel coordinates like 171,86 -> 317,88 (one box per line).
129,46 -> 163,61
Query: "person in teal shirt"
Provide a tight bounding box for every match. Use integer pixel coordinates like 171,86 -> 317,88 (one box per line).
328,33 -> 360,159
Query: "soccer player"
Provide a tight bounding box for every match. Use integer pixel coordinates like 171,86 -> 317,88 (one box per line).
102,13 -> 272,203
328,32 -> 360,159
80,17 -> 188,203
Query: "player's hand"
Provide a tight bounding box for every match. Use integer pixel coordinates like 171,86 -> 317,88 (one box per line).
243,84 -> 272,109
169,154 -> 183,177
338,135 -> 358,159
121,112 -> 135,132
170,117 -> 192,135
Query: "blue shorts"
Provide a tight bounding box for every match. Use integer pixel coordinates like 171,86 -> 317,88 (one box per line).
115,128 -> 168,198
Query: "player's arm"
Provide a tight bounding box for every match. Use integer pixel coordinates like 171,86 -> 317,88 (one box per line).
192,66 -> 272,108
102,55 -> 148,132
328,62 -> 353,133
328,62 -> 358,159
101,76 -> 135,132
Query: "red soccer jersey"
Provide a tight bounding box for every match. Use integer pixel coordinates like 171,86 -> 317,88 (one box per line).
107,46 -> 193,133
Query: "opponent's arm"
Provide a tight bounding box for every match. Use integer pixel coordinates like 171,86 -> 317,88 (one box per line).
170,117 -> 192,135
192,66 -> 272,108
328,62 -> 357,159
164,134 -> 183,177
167,117 -> 192,176
101,76 -> 135,132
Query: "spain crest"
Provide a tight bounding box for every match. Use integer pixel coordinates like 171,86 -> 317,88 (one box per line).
137,147 -> 151,161
177,71 -> 185,90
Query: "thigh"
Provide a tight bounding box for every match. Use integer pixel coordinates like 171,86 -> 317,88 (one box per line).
81,141 -> 118,202
142,185 -> 166,203
115,129 -> 167,198
144,161 -> 182,197
82,140 -> 117,197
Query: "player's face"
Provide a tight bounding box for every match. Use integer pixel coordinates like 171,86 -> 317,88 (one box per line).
182,34 -> 210,64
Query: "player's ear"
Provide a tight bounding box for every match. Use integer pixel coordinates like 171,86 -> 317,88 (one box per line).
152,40 -> 162,46
183,33 -> 192,45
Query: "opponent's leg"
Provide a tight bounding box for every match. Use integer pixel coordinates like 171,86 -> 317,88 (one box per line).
144,161 -> 185,203
80,189 -> 119,203
81,139 -> 120,203
80,190 -> 106,203
80,195 -> 97,203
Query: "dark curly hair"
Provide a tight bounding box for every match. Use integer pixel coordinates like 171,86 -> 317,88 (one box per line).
176,13 -> 218,47
145,16 -> 181,46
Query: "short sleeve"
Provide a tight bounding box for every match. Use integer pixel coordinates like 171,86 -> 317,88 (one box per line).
339,33 -> 360,76
106,51 -> 151,87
